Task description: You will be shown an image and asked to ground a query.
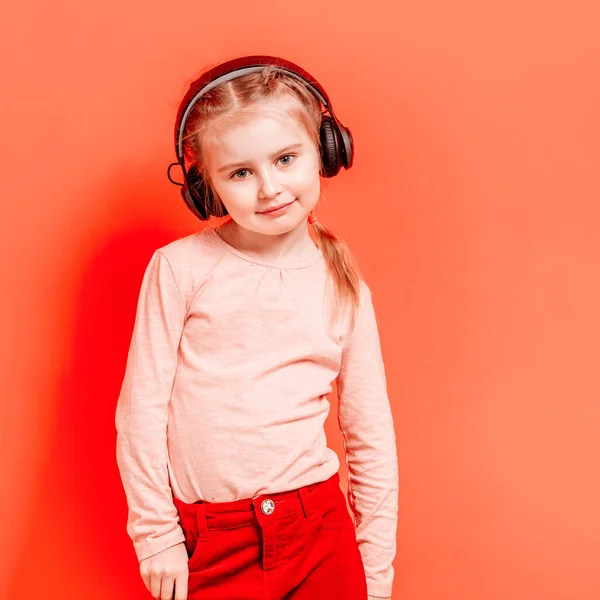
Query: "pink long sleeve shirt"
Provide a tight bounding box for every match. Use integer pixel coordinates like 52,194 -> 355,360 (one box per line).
115,227 -> 399,598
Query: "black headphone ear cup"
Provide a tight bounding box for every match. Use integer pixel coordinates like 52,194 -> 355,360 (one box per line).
183,164 -> 219,221
338,124 -> 354,169
319,116 -> 342,178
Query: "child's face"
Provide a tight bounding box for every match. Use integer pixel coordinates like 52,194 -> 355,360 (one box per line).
204,100 -> 321,236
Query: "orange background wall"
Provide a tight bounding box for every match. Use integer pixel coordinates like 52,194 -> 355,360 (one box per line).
1,1 -> 599,599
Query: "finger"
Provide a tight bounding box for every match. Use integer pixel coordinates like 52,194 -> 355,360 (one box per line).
139,564 -> 151,593
160,574 -> 175,600
150,572 -> 162,599
174,572 -> 189,600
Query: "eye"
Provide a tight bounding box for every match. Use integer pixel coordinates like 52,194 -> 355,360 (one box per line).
229,154 -> 297,180
231,169 -> 249,180
278,154 -> 296,166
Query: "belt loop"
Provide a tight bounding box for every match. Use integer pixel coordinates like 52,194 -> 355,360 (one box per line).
298,486 -> 318,522
194,502 -> 209,541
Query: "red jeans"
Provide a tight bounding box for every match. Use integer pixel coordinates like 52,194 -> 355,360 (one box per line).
172,471 -> 369,599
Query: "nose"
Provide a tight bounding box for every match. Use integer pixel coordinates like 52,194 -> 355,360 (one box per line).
258,168 -> 284,199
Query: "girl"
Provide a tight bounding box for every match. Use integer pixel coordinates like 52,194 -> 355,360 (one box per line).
115,56 -> 398,600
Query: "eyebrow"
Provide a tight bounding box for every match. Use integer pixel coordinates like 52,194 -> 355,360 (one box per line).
217,143 -> 304,173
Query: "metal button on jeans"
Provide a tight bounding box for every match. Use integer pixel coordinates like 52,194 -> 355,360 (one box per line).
261,499 -> 275,515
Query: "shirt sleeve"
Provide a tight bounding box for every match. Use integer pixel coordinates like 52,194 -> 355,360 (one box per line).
115,250 -> 187,562
337,281 -> 399,599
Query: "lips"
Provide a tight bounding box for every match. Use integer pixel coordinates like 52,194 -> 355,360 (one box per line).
259,200 -> 295,214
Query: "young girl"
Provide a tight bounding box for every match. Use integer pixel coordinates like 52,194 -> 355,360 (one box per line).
115,55 -> 398,600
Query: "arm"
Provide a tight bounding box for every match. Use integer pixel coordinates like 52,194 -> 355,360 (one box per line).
337,282 -> 399,600
115,250 -> 187,562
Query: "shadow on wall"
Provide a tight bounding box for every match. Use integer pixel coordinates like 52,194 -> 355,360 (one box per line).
5,161 -> 347,599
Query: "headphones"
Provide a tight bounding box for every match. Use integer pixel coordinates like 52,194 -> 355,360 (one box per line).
167,55 -> 354,221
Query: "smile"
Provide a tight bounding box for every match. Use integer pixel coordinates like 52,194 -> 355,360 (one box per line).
258,200 -> 296,215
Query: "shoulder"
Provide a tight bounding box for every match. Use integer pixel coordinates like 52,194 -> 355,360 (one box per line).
359,279 -> 372,300
154,228 -> 225,270
149,228 -> 226,303
354,279 -> 374,316
155,228 -> 212,261
338,279 -> 375,342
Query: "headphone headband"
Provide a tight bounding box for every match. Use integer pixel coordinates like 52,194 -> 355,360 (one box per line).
175,55 -> 339,163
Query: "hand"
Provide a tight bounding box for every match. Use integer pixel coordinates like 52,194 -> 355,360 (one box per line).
139,542 -> 189,600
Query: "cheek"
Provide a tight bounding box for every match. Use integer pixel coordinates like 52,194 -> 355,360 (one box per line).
292,165 -> 320,195
216,181 -> 253,205
306,172 -> 321,199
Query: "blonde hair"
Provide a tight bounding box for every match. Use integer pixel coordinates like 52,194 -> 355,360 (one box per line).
181,63 -> 364,326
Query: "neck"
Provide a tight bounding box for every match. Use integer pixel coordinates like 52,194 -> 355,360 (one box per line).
215,216 -> 318,264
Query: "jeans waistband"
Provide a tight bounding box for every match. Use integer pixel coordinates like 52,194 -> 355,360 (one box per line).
173,471 -> 341,535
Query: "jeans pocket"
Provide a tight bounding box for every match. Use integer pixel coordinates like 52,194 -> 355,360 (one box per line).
182,527 -> 209,571
317,493 -> 353,530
